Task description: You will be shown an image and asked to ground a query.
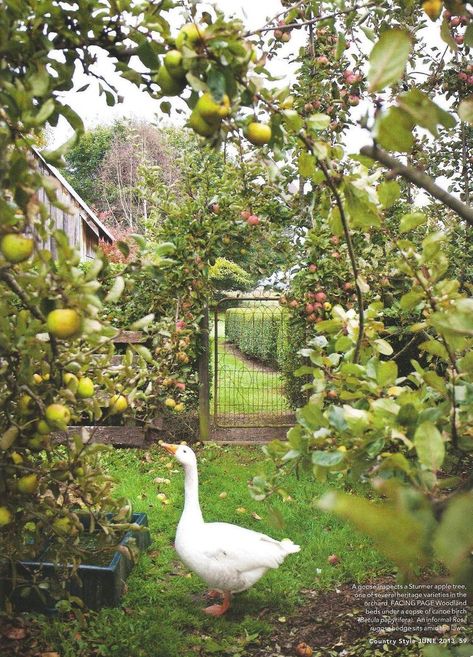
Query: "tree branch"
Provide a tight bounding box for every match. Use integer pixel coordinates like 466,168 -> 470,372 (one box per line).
0,269 -> 45,321
360,144 -> 473,226
244,2 -> 375,38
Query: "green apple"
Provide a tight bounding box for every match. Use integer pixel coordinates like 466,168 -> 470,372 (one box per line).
155,66 -> 186,96
163,50 -> 185,78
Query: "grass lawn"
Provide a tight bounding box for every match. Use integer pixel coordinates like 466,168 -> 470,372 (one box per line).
31,444 -> 392,657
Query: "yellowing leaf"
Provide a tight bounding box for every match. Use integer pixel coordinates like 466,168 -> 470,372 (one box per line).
459,96 -> 473,125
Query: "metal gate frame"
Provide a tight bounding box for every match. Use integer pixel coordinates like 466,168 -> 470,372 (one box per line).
213,297 -> 295,429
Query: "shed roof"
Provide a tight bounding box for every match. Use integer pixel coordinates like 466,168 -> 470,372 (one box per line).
32,147 -> 114,243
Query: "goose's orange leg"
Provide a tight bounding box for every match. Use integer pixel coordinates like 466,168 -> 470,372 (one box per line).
207,589 -> 222,600
204,590 -> 231,616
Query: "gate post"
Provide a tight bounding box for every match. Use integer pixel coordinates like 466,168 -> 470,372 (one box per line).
198,304 -> 210,441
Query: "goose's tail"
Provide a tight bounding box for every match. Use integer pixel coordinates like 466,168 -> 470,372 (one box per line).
281,538 -> 301,554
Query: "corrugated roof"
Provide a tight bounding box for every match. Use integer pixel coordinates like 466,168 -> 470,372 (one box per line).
32,147 -> 114,242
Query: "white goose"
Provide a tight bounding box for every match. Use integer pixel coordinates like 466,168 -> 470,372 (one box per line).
162,443 -> 300,616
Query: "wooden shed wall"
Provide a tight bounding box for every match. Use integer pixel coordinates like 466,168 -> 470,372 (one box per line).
36,161 -> 94,258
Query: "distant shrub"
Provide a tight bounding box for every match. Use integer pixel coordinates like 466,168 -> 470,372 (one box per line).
209,257 -> 254,291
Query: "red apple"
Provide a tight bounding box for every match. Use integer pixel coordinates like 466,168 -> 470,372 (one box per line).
307,313 -> 318,322
289,300 -> 299,308
247,215 -> 260,226
305,303 -> 315,314
175,320 -> 186,332
240,210 -> 251,220
315,291 -> 327,303
308,264 -> 317,272
328,554 -> 341,565
175,382 -> 186,391
330,235 -> 340,245
331,251 -> 341,259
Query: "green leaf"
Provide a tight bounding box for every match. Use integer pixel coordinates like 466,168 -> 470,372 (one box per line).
343,406 -> 370,432
160,101 -> 171,115
422,230 -> 445,258
59,103 -> 85,134
135,40 -> 161,70
423,371 -> 448,395
335,33 -> 346,60
458,97 -> 473,125
465,22 -> 473,47
328,206 -> 343,236
434,492 -> 473,572
296,403 -> 323,431
343,183 -> 380,229
377,180 -> 400,209
377,361 -> 398,386
207,70 -> 227,102
414,421 -> 445,471
318,491 -> 430,571
282,110 -> 303,132
298,152 -> 315,178
373,107 -> 414,152
440,16 -> 458,52
29,67 -> 50,96
131,313 -> 155,330
105,276 -> 125,303
374,339 -> 393,356
306,113 -> 330,130
399,289 -> 424,310
419,340 -> 448,360
133,345 -> 154,363
327,406 -> 347,432
116,241 -> 130,258
399,212 -> 426,233
398,89 -> 456,136
29,98 -> 55,126
311,450 -> 344,467
368,29 -> 412,92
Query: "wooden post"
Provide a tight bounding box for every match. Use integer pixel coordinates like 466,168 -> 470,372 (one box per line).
198,305 -> 210,441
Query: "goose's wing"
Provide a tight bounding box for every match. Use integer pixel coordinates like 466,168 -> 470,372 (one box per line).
199,522 -> 299,571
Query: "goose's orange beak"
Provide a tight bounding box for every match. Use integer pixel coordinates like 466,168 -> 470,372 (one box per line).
161,442 -> 178,455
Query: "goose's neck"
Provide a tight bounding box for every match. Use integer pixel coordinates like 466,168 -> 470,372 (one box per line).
181,462 -> 203,524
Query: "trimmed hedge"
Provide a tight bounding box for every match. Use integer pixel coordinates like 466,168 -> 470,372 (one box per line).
225,305 -> 310,409
225,306 -> 284,368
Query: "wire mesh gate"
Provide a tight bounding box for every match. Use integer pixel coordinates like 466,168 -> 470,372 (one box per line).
212,298 -> 296,429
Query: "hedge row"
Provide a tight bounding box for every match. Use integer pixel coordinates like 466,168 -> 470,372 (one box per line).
225,306 -> 285,368
225,306 -> 310,408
